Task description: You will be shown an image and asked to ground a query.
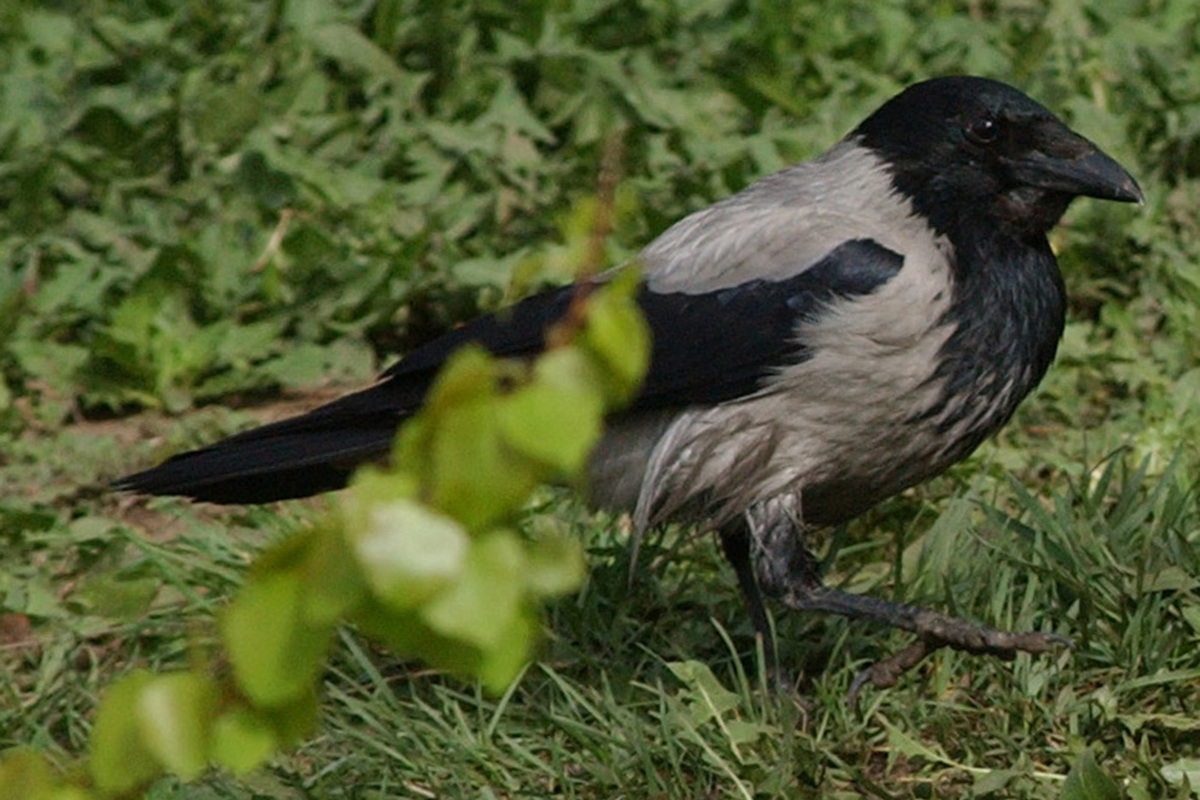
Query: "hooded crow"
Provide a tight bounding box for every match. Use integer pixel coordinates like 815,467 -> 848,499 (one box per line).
117,76 -> 1143,691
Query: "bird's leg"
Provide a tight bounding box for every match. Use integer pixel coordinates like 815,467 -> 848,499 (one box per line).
744,497 -> 1070,697
718,524 -> 779,679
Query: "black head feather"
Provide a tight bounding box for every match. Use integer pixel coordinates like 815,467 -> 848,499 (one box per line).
855,76 -> 1141,238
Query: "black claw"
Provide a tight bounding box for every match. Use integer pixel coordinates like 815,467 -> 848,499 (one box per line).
846,638 -> 935,707
846,669 -> 872,709
1046,632 -> 1074,649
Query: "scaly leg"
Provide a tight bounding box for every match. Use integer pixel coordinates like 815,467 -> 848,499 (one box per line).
733,496 -> 1069,700
718,524 -> 778,677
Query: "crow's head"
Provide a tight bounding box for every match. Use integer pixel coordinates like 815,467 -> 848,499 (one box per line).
854,76 -> 1143,237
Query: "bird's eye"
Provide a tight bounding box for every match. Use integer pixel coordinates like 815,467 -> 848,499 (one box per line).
966,115 -> 999,145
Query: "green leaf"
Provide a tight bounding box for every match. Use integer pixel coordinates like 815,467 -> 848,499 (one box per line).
580,269 -> 651,405
498,367 -> 603,474
414,346 -> 497,413
666,661 -> 742,725
74,571 -> 159,619
522,529 -> 586,598
135,672 -> 218,780
261,341 -> 373,388
881,721 -> 951,765
724,719 -> 769,746
349,494 -> 469,610
88,671 -> 162,794
353,600 -> 485,679
474,604 -> 538,693
211,707 -> 278,776
9,340 -> 88,397
183,72 -> 262,151
304,23 -> 406,84
973,768 -> 1022,796
1161,758 -> 1200,792
396,349 -> 545,528
299,517 -> 368,627
0,748 -> 90,800
260,684 -> 320,747
235,150 -> 298,211
1061,750 -> 1122,800
1120,713 -> 1200,734
421,529 -> 526,650
428,389 -> 540,530
222,563 -> 334,707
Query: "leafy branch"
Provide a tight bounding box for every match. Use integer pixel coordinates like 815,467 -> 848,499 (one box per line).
0,268 -> 649,798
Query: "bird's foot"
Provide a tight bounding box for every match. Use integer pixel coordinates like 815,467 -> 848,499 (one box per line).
906,607 -> 1072,656
772,584 -> 1070,703
845,614 -> 1072,706
742,510 -> 1070,700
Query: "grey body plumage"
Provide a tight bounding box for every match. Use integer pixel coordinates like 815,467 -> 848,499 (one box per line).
116,76 -> 1143,691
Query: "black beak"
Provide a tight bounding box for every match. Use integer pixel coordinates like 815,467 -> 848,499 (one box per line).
1010,135 -> 1144,204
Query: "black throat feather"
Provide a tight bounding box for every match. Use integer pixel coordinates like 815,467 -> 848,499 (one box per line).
911,198 -> 1068,455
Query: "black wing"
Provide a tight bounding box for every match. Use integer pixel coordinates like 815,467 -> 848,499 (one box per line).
115,238 -> 902,503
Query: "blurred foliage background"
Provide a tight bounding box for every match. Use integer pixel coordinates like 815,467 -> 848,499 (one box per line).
3,0 -> 1200,798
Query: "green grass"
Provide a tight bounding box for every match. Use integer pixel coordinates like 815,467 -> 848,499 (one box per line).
4,0 -> 1200,797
